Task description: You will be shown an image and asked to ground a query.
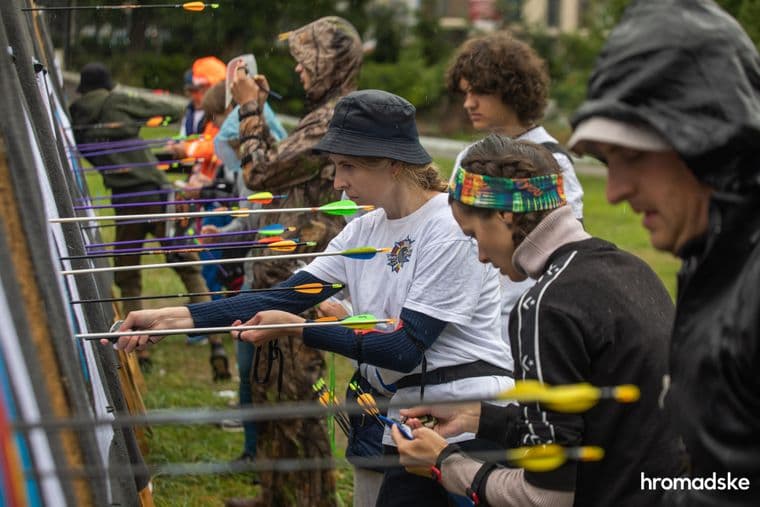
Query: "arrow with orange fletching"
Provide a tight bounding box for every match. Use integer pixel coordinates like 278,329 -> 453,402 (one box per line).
70,282 -> 344,305
63,239 -> 315,260
23,2 -> 219,12
74,192 -> 287,211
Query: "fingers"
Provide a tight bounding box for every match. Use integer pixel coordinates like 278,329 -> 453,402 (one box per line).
231,319 -> 243,341
390,424 -> 405,446
253,74 -> 270,95
399,406 -> 431,419
405,418 -> 423,430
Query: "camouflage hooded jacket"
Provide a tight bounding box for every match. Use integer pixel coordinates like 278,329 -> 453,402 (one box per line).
236,16 -> 363,288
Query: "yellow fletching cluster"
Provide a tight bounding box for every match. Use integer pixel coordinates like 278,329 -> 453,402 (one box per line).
506,444 -> 605,472
357,393 -> 379,415
500,380 -> 640,413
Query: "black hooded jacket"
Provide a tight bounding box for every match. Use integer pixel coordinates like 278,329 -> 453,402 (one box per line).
572,1 -> 760,505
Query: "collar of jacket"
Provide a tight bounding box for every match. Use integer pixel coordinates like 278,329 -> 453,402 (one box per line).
512,205 -> 591,278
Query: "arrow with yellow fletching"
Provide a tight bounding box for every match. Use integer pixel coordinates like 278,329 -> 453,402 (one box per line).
506,444 -> 605,472
499,380 -> 640,413
68,115 -> 174,131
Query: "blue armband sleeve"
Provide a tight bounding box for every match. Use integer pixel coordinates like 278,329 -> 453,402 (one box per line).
302,307 -> 446,372
187,271 -> 342,327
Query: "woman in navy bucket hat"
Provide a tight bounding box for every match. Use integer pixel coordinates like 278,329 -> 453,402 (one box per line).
111,89 -> 514,507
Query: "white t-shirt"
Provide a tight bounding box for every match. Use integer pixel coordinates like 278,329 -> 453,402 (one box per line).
305,193 -> 514,444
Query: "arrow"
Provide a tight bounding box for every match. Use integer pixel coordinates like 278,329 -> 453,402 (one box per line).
61,246 -> 391,275
51,199 -> 373,223
506,444 -> 604,472
85,224 -> 292,249
66,240 -> 315,259
312,378 -> 350,437
60,238 -> 317,261
499,380 -> 640,413
80,157 -> 199,173
76,313 -> 394,341
359,392 -> 413,440
73,192 -> 287,210
76,187 -> 176,202
23,2 -> 219,12
70,282 -> 344,305
73,134 -> 204,154
66,115 -> 174,131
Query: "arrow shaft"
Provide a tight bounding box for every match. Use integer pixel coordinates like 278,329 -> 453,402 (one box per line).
68,240 -> 298,259
76,187 -> 176,202
70,284 -> 342,305
74,194 -> 286,210
77,318 -> 391,340
52,205 -> 368,224
86,227 -> 277,248
81,157 -> 196,173
23,4 -> 189,11
74,135 -> 200,152
61,248 -> 380,275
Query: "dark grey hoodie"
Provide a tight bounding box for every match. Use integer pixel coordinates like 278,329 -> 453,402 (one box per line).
572,2 -> 760,505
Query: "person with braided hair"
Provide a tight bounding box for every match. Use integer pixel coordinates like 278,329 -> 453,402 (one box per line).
394,135 -> 682,507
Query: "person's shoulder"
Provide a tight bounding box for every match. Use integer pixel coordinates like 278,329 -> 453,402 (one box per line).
417,194 -> 468,239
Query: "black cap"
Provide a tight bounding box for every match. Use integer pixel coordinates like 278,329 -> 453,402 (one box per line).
314,90 -> 431,165
76,62 -> 114,94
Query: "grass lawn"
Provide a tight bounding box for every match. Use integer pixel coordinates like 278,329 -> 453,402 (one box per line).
83,142 -> 680,505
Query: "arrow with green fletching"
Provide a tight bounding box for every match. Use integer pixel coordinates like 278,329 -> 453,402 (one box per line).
50,199 -> 373,224
76,313 -> 393,342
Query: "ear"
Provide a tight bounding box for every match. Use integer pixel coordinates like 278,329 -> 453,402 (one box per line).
389,160 -> 402,178
496,210 -> 514,227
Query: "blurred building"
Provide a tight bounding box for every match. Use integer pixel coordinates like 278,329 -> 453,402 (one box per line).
399,0 -> 588,33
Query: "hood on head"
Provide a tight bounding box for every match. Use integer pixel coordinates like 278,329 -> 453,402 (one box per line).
286,16 -> 363,103
571,0 -> 760,193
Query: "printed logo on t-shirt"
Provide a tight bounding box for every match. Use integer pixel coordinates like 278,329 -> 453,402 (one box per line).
386,236 -> 415,273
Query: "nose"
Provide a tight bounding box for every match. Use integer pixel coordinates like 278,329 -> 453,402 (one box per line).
476,244 -> 490,265
463,92 -> 476,111
333,167 -> 348,191
605,166 -> 635,205
295,63 -> 304,74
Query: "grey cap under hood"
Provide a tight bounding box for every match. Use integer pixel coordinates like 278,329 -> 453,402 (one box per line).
571,0 -> 760,193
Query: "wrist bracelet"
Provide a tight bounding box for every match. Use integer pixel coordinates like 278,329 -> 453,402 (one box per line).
238,101 -> 261,119
430,444 -> 462,483
466,462 -> 500,506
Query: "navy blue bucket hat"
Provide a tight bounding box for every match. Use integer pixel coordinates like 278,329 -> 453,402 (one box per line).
314,89 -> 432,165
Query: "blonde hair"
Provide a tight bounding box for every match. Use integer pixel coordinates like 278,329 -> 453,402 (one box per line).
347,156 -> 447,192
396,161 -> 448,192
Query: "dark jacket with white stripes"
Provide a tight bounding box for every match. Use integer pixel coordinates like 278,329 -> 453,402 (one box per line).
478,232 -> 683,506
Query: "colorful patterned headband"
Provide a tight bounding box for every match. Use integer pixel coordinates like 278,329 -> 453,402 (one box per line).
449,165 -> 566,212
